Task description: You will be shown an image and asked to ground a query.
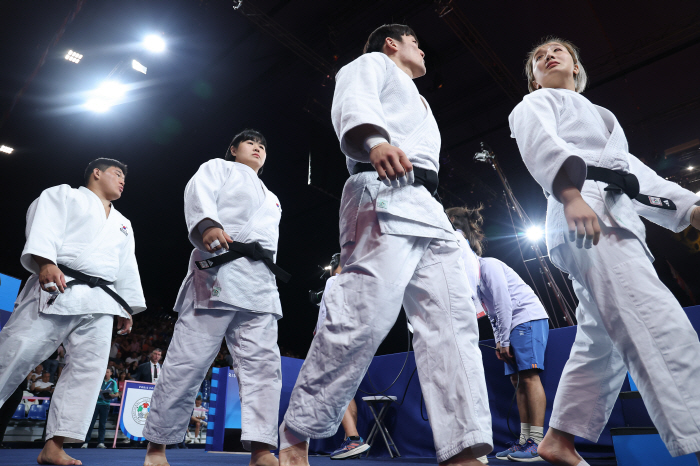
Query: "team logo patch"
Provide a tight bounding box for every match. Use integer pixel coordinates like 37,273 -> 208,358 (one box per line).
120,224 -> 129,236
131,398 -> 151,425
212,286 -> 221,297
377,199 -> 388,209
648,196 -> 662,206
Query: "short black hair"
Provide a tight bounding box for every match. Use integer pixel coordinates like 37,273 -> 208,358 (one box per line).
84,158 -> 127,186
363,24 -> 417,54
224,129 -> 267,161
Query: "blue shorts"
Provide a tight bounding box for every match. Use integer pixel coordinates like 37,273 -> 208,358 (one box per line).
504,318 -> 549,376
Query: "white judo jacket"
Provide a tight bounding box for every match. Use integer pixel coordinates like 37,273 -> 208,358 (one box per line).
509,88 -> 700,263
20,185 -> 146,317
331,52 -> 455,244
177,159 -> 283,316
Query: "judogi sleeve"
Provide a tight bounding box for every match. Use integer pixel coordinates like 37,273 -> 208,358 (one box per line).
20,185 -> 72,274
114,221 -> 147,314
628,154 -> 700,232
509,91 -> 587,195
480,259 -> 514,347
184,159 -> 232,251
331,53 -> 389,162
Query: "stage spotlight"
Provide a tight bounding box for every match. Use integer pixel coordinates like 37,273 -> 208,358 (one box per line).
689,166 -> 695,171
323,265 -> 332,271
85,81 -> 127,113
132,59 -> 147,75
0,145 -> 14,154
64,50 -> 83,63
525,225 -> 544,242
143,34 -> 165,52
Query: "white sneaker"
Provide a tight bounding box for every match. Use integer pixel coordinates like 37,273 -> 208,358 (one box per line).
80,443 -> 88,449
477,455 -> 488,464
96,443 -> 106,449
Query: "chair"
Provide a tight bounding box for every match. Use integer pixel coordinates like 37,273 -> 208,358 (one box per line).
361,396 -> 401,458
11,404 -> 25,420
27,403 -> 48,421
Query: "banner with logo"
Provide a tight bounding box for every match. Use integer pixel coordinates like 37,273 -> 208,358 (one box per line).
115,380 -> 155,442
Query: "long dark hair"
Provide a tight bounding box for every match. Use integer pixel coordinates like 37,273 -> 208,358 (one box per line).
445,205 -> 486,256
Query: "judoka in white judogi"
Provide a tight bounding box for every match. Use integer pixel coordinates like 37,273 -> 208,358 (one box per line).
143,158 -> 283,450
0,184 -> 146,443
510,87 -> 700,457
282,49 -> 493,462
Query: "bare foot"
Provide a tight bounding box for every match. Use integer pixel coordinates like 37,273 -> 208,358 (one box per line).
144,442 -> 170,466
250,450 -> 279,466
37,438 -> 82,465
439,447 -> 486,466
538,428 -> 584,466
279,441 -> 310,466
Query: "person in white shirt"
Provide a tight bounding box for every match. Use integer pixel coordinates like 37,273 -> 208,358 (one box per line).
509,37 -> 700,466
447,206 -> 550,463
143,129 -> 284,466
279,25 -> 491,466
31,372 -> 55,397
0,158 -> 146,466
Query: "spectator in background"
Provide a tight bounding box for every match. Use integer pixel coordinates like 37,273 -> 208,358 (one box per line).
109,341 -> 120,360
187,395 -> 208,444
42,349 -> 60,383
117,372 -> 128,401
0,379 -> 27,448
127,360 -> 139,378
31,372 -> 54,397
81,368 -> 118,449
133,349 -> 162,383
125,351 -> 139,366
27,365 -> 43,390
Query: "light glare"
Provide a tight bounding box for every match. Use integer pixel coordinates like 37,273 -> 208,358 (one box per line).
64,50 -> 83,63
143,34 -> 166,52
85,81 -> 128,113
525,226 -> 544,242
132,59 -> 147,74
0,145 -> 14,154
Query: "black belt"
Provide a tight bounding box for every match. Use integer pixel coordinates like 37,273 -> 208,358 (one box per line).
195,241 -> 291,283
586,166 -> 676,211
53,264 -> 134,315
352,163 -> 439,197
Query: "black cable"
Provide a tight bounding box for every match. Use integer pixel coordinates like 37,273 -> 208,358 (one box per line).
419,393 -> 428,421
357,314 -> 413,396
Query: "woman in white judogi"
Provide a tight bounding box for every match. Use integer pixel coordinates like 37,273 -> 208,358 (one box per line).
509,38 -> 700,466
143,129 -> 283,466
279,25 -> 492,466
0,158 -> 146,466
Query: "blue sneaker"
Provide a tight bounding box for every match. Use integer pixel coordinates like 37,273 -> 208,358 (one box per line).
330,436 -> 370,460
495,441 -> 523,459
507,439 -> 543,462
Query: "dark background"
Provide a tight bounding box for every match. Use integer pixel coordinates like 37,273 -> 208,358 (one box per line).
1,0 -> 699,357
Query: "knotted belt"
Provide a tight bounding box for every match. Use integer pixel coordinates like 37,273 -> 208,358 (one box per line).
194,241 -> 291,283
51,264 -> 134,314
352,163 -> 439,197
586,166 -> 676,211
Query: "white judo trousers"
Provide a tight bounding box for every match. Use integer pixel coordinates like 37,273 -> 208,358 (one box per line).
284,196 -> 493,462
143,301 -> 281,449
0,277 -> 112,442
549,224 -> 700,457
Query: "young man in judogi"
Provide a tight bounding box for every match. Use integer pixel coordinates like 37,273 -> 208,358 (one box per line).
0,158 -> 146,465
509,37 -> 700,466
143,129 -> 287,466
279,25 -> 492,466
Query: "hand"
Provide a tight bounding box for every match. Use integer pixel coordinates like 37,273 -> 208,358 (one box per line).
691,206 -> 700,230
117,315 -> 133,335
202,227 -> 233,252
369,143 -> 413,187
495,342 -> 514,362
560,187 -> 600,248
37,260 -> 66,293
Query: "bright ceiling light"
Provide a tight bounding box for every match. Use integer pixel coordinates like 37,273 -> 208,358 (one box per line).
143,34 -> 165,52
65,50 -> 83,63
131,59 -> 147,74
525,226 -> 544,242
0,145 -> 14,154
85,81 -> 128,113
689,166 -> 695,171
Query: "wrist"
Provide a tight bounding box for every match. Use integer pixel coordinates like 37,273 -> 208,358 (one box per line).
364,134 -> 389,154
558,186 -> 583,205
